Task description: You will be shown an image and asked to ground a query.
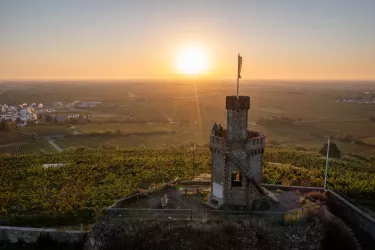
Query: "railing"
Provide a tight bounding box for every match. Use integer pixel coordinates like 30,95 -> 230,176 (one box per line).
106,202 -> 323,221
109,177 -> 179,209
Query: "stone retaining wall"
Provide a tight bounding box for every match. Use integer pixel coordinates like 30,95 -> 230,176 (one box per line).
326,190 -> 375,250
0,226 -> 88,244
261,184 -> 375,249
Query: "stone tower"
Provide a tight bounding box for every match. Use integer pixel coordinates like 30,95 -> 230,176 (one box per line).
208,96 -> 266,209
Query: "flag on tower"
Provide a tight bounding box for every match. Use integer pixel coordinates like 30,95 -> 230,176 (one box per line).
238,54 -> 242,79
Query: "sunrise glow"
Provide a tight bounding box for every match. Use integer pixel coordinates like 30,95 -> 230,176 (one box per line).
176,46 -> 209,75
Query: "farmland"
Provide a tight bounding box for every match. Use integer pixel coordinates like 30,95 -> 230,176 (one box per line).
0,140 -> 58,155
55,133 -> 198,149
77,123 -> 175,134
19,126 -> 71,137
0,131 -> 32,144
0,147 -> 374,226
1,80 -> 375,156
1,80 -> 375,224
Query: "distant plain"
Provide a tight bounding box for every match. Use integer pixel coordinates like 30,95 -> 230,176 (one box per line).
1,80 -> 375,156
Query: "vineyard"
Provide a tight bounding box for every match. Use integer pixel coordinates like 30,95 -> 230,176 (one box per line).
55,137 -> 126,149
55,137 -> 96,149
0,140 -> 58,155
0,147 -> 374,226
19,126 -> 70,137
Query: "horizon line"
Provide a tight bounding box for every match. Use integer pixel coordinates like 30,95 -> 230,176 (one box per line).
1,77 -> 375,82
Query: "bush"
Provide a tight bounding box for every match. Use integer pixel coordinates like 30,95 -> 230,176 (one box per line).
295,146 -> 307,151
9,211 -> 77,227
74,207 -> 97,223
102,143 -> 118,149
267,140 -> 280,146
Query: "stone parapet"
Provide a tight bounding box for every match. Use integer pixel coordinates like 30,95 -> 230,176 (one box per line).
246,135 -> 265,153
209,135 -> 230,154
210,133 -> 265,152
226,96 -> 250,110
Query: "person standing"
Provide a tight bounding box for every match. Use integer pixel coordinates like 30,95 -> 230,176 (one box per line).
211,122 -> 219,136
218,123 -> 224,136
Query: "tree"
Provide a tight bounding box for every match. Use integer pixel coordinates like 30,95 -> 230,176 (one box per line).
368,116 -> 375,122
0,119 -> 5,131
5,121 -> 16,131
45,115 -> 53,123
319,142 -> 341,158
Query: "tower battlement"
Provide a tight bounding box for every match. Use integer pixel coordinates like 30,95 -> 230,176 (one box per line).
226,96 -> 250,109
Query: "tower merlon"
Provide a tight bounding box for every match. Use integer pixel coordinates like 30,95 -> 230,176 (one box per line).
226,96 -> 250,110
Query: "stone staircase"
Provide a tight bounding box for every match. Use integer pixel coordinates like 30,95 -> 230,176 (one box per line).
226,152 -> 266,196
226,152 -> 252,179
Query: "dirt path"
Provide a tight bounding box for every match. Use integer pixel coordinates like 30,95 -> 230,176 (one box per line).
69,126 -> 84,135
157,110 -> 173,123
47,139 -> 63,152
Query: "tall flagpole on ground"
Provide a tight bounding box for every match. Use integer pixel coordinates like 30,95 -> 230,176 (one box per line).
324,137 -> 330,191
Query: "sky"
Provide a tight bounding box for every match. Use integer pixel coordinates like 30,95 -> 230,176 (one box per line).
1,0 -> 375,80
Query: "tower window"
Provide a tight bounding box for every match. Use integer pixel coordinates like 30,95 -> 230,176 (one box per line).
231,170 -> 242,187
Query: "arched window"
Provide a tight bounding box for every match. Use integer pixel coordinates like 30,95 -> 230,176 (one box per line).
231,170 -> 242,187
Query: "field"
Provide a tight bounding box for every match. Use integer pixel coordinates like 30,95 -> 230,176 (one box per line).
0,131 -> 32,144
1,80 -> 375,156
19,126 -> 71,137
361,137 -> 375,146
55,133 -> 199,149
77,123 -> 175,134
0,140 -> 58,155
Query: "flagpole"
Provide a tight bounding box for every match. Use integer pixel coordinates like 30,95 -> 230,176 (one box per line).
237,53 -> 240,100
236,76 -> 239,99
324,137 -> 330,191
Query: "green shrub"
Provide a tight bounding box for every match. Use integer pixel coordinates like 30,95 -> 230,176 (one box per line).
74,207 -> 97,223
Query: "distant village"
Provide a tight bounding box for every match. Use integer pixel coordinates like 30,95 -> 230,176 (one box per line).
0,101 -> 100,128
336,91 -> 375,104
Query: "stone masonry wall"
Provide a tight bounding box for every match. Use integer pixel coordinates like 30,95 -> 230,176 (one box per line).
224,161 -> 246,206
226,96 -> 250,143
212,152 -> 225,185
250,154 -> 262,183
326,190 -> 375,248
0,226 -> 88,244
227,109 -> 248,142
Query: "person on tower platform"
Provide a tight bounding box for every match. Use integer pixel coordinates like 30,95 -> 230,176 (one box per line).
218,123 -> 224,137
211,122 -> 219,136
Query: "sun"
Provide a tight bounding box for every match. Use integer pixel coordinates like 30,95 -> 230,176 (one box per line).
176,46 -> 209,75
